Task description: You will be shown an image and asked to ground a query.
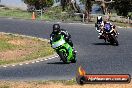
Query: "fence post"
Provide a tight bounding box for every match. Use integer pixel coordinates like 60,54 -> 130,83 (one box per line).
41,9 -> 42,20
128,17 -> 130,24
35,9 -> 43,20
83,14 -> 85,23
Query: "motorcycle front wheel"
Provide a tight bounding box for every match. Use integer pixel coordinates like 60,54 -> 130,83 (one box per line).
110,35 -> 119,46
59,52 -> 70,64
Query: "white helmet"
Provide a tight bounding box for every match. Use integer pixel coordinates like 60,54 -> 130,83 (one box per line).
97,16 -> 103,24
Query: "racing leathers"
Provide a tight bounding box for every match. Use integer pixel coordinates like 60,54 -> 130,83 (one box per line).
50,29 -> 73,48
98,21 -> 118,41
100,21 -> 118,34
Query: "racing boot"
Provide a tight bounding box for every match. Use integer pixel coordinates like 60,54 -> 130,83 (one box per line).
73,47 -> 77,53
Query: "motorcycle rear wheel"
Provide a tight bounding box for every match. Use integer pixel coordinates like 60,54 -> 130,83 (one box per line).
71,52 -> 76,63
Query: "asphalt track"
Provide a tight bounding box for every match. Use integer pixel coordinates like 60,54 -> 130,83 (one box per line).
0,18 -> 132,80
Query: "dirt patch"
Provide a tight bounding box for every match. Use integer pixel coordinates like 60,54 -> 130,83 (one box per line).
0,81 -> 132,88
8,38 -> 40,46
8,40 -> 26,46
0,49 -> 33,61
0,33 -> 54,65
38,83 -> 132,88
0,34 -> 36,61
0,33 -> 8,39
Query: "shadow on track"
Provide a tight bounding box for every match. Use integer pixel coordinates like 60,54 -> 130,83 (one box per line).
47,62 -> 66,65
92,43 -> 111,45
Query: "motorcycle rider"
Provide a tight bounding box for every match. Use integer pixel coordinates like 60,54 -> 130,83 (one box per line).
95,16 -> 105,39
95,16 -> 103,32
50,24 -> 76,52
100,15 -> 118,34
97,15 -> 118,40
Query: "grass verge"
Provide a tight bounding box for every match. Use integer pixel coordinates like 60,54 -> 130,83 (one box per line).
0,32 -> 54,65
0,7 -> 32,19
112,22 -> 132,28
0,7 -> 131,28
0,6 -> 82,22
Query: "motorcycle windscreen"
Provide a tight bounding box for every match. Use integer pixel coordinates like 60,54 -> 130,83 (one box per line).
52,35 -> 66,48
104,23 -> 111,32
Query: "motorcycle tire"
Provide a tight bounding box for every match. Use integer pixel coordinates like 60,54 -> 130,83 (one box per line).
71,52 -> 76,63
111,35 -> 119,46
59,52 -> 70,64
71,58 -> 76,63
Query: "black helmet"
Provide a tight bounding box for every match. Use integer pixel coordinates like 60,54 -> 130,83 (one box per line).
53,24 -> 60,33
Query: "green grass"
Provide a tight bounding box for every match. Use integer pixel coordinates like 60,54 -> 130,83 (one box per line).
0,80 -> 77,88
0,33 -> 54,65
0,34 -> 23,52
0,86 -> 9,88
0,7 -> 82,22
112,22 -> 132,27
33,78 -> 77,85
1,7 -> 131,27
0,8 -> 32,19
21,45 -> 54,61
0,40 -> 17,52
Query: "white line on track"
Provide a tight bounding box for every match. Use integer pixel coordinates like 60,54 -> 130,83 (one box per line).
32,62 -> 35,64
12,65 -> 16,67
46,21 -> 50,22
3,66 -> 7,68
26,63 -> 29,65
68,23 -> 75,24
45,59 -> 48,61
19,64 -> 23,66
48,58 -> 52,60
0,55 -> 58,68
36,61 -> 40,63
57,22 -> 61,23
40,59 -> 44,61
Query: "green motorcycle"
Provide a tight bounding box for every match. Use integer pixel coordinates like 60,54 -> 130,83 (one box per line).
51,34 -> 76,64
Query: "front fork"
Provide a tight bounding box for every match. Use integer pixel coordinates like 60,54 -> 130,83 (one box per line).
58,49 -> 71,62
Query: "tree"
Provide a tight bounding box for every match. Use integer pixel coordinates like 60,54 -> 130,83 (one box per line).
113,0 -> 132,16
61,0 -> 79,12
61,0 -> 67,11
86,0 -> 92,22
71,0 -> 79,12
80,0 -> 92,22
22,0 -> 53,10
